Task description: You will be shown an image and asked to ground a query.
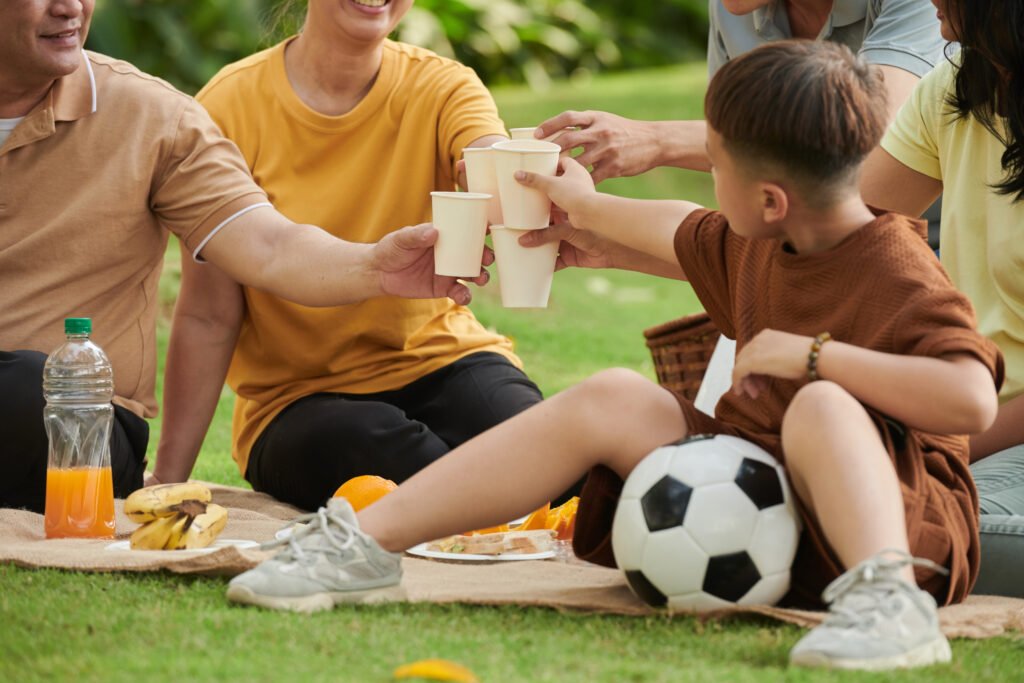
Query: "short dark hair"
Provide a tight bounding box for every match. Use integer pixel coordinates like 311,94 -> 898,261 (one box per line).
704,40 -> 888,202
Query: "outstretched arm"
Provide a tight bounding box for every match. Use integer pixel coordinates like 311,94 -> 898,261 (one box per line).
151,240 -> 244,484
199,209 -> 489,308
732,330 -> 998,435
535,65 -> 921,183
515,156 -> 702,268
536,111 -> 712,180
517,223 -> 686,280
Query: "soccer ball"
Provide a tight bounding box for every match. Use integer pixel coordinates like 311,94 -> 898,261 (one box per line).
611,434 -> 801,611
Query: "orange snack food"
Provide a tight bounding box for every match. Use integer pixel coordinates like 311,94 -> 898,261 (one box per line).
333,475 -> 397,511
44,467 -> 116,539
545,496 -> 579,540
519,503 -> 551,531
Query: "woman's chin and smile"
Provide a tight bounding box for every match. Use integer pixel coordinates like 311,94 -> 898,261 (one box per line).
318,0 -> 412,43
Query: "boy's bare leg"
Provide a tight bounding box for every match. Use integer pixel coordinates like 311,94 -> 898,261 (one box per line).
783,381 -> 949,670
781,381 -> 914,583
359,369 -> 687,552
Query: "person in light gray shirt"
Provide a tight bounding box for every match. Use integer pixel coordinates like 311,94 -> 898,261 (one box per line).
537,0 -> 944,181
709,0 -> 942,80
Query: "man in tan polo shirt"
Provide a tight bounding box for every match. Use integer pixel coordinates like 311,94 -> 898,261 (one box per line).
0,0 -> 486,512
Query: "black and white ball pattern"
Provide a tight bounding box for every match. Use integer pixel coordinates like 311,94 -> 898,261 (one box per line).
611,434 -> 801,611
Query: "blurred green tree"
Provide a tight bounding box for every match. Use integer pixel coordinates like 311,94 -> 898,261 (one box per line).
86,0 -> 708,94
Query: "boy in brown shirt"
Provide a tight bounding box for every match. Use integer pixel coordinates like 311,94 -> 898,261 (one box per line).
227,42 -> 1003,671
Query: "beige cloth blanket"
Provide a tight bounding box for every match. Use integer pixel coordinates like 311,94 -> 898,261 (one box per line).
3,484 -> 1021,639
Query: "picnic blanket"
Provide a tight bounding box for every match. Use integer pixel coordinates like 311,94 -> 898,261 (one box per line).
2,484 -> 1021,639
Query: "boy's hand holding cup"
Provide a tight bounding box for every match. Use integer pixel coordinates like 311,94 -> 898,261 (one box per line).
513,155 -> 596,230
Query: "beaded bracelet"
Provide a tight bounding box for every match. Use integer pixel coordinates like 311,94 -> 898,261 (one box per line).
807,332 -> 832,381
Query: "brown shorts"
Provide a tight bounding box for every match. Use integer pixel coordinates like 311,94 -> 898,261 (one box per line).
572,396 -> 979,608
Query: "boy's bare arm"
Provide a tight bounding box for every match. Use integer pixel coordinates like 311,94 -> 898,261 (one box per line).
515,156 -> 702,267
575,193 -> 702,266
732,330 -> 999,436
517,224 -> 686,279
815,346 -> 997,435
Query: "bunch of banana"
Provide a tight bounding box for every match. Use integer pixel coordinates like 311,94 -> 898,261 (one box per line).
125,483 -> 228,550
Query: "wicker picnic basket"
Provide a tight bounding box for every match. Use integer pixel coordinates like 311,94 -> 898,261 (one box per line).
643,312 -> 721,401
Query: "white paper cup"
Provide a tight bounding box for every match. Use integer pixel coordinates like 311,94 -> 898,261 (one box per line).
490,225 -> 558,308
430,191 -> 491,277
462,148 -> 502,226
509,127 -> 569,142
491,139 -> 561,230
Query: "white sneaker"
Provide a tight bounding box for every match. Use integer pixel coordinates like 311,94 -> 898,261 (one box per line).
789,549 -> 952,671
226,498 -> 405,613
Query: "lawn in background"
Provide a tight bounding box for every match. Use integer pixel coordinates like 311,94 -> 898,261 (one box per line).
4,64 -> 1021,682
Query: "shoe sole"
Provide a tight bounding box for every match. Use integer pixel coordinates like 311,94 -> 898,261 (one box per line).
790,636 -> 952,671
225,582 -> 407,614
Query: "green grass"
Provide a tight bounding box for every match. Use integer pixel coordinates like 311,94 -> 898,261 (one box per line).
3,566 -> 1021,682
3,63 -> 1021,682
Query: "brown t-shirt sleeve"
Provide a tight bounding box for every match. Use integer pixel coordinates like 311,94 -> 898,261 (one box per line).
150,99 -> 269,254
892,288 -> 1006,391
673,208 -> 738,339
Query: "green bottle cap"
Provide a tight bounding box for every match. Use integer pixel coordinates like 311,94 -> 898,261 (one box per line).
64,318 -> 92,335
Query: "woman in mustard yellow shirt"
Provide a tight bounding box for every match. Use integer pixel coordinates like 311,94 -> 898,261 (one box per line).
151,0 -> 542,510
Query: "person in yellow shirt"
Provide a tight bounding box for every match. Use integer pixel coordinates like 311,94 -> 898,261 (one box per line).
149,0 -> 542,510
0,0 -> 484,513
861,0 -> 1024,597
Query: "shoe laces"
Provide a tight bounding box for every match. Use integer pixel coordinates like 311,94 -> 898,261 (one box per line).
820,549 -> 948,631
260,506 -> 359,564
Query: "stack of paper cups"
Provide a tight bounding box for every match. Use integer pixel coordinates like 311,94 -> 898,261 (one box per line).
491,139 -> 561,230
490,225 -> 559,308
430,191 -> 491,277
489,139 -> 562,308
462,148 -> 502,226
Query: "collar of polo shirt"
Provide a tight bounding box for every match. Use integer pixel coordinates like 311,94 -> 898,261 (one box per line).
51,50 -> 98,122
0,51 -> 97,155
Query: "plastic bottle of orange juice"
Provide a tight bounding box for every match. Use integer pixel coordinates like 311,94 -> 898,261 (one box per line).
43,318 -> 116,539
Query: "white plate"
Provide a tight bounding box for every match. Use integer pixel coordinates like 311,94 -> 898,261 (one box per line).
406,542 -> 555,562
274,515 -> 530,542
105,538 -> 260,554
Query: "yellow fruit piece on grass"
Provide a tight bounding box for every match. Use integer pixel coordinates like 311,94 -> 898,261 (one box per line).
393,659 -> 478,683
333,475 -> 397,512
519,503 -> 550,531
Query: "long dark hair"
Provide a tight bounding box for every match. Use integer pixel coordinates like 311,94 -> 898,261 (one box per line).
946,0 -> 1024,201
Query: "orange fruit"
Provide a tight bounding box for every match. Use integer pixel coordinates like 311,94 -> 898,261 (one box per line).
519,503 -> 551,531
333,475 -> 397,511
